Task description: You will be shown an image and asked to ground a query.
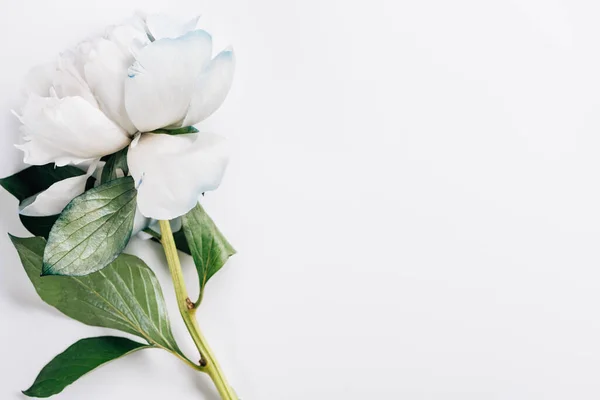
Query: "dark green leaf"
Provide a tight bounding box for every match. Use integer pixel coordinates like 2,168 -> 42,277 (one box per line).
149,229 -> 192,256
151,126 -> 199,135
19,214 -> 59,239
23,336 -> 150,398
182,203 -> 235,299
0,164 -> 85,202
101,147 -> 129,183
173,229 -> 192,255
11,235 -> 182,354
43,177 -> 137,276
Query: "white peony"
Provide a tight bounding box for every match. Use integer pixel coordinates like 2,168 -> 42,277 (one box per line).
14,13 -> 235,220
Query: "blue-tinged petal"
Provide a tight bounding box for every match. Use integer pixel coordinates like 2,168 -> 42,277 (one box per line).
182,48 -> 235,126
124,30 -> 213,132
128,132 -> 228,220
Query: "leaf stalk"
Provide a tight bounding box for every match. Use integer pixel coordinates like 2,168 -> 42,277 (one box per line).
158,220 -> 237,400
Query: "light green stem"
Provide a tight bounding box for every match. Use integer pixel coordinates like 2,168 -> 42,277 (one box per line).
159,220 -> 238,400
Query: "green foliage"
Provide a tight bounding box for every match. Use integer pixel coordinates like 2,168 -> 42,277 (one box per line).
23,337 -> 150,398
43,177 -> 137,276
151,126 -> 199,135
101,147 -> 129,183
11,235 -> 182,354
182,203 -> 235,300
0,164 -> 85,202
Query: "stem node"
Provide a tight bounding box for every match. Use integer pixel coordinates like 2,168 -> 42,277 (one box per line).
159,220 -> 237,400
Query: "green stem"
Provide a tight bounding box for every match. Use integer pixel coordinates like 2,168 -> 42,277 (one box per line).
159,220 -> 238,400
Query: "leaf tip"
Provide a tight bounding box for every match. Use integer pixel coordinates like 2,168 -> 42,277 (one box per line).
21,388 -> 38,398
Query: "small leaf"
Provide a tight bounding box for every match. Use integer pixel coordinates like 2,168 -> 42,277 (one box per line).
23,336 -> 150,398
43,177 -> 137,276
11,235 -> 182,354
151,126 -> 199,135
101,147 -> 129,183
182,203 -> 235,299
0,164 -> 85,202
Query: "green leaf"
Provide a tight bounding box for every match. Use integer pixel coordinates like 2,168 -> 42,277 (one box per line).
19,215 -> 59,239
173,229 -> 192,255
182,203 -> 235,299
101,147 -> 129,183
43,177 -> 137,276
23,336 -> 150,398
151,126 -> 199,135
11,235 -> 182,354
149,229 -> 192,256
0,164 -> 85,202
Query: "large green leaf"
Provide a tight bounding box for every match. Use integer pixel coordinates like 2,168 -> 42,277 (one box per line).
101,147 -> 129,184
182,203 -> 236,300
23,336 -> 150,398
43,177 -> 137,276
11,235 -> 182,354
0,164 -> 85,202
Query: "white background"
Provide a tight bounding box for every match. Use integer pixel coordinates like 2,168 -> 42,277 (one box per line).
1,0 -> 600,399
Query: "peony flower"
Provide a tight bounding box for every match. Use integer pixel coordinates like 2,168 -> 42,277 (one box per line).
13,13 -> 235,221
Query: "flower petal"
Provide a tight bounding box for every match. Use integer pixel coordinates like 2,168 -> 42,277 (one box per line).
132,207 -> 154,235
105,23 -> 149,55
182,48 -> 235,126
16,95 -> 131,166
23,52 -> 98,107
19,174 -> 88,216
83,38 -> 138,133
128,132 -> 228,219
19,161 -> 98,217
124,30 -> 213,132
145,14 -> 200,40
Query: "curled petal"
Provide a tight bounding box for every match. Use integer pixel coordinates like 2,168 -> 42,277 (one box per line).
19,174 -> 89,216
16,96 -> 131,166
145,14 -> 200,40
20,161 -> 98,217
124,30 -> 213,132
182,48 -> 235,126
128,132 -> 229,220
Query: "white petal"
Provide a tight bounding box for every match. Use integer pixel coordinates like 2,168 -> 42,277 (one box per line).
19,161 -> 98,216
128,132 -> 229,219
182,48 -> 235,126
145,14 -> 200,40
19,174 -> 88,216
132,207 -> 154,234
105,23 -> 149,55
83,38 -> 137,133
22,52 -> 98,108
52,52 -> 98,106
16,95 -> 131,166
124,30 -> 213,132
